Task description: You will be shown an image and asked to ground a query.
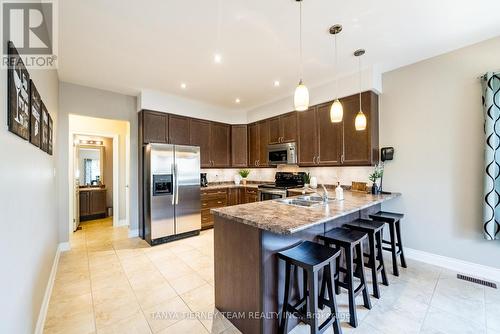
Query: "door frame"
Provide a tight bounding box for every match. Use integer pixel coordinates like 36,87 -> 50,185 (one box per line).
68,130 -> 122,235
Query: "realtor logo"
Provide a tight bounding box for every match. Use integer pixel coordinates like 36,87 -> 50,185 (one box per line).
1,0 -> 58,68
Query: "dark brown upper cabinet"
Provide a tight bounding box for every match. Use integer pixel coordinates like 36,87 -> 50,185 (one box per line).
189,119 -> 211,168
341,91 -> 379,165
316,103 -> 342,165
231,125 -> 248,167
210,122 -> 231,167
142,111 -> 168,144
258,121 -> 269,167
297,108 -> 318,166
268,112 -> 297,144
248,123 -> 260,167
169,115 -> 190,145
296,91 -> 379,167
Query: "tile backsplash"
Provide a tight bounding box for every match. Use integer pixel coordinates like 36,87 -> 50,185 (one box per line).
201,165 -> 374,186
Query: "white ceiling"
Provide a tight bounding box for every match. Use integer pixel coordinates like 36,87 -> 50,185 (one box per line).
59,0 -> 500,110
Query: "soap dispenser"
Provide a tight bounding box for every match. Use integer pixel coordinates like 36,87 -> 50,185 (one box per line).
335,182 -> 344,201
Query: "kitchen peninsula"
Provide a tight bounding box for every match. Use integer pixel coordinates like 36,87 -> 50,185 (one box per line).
211,191 -> 400,334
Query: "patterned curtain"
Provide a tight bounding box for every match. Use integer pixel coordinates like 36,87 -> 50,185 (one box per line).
483,72 -> 500,240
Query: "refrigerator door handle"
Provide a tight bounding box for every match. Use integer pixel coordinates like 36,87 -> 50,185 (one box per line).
171,163 -> 176,205
175,163 -> 179,205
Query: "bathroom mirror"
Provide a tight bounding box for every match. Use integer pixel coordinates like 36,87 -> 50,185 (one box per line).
78,145 -> 105,186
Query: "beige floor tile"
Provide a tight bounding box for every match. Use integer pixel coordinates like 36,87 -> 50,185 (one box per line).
156,318 -> 208,334
195,304 -> 232,334
50,277 -> 92,302
134,281 -> 178,310
144,296 -> 191,333
97,310 -> 151,334
128,268 -> 166,290
421,306 -> 487,334
180,283 -> 215,312
94,296 -> 142,329
156,259 -> 197,280
168,272 -> 207,295
44,293 -> 95,334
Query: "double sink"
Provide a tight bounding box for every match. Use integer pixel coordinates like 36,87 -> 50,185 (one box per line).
277,195 -> 336,208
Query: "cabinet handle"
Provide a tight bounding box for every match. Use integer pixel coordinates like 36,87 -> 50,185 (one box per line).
217,201 -> 223,204
317,156 -> 320,165
313,156 -> 316,164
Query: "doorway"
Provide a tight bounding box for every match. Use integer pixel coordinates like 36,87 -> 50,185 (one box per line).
68,115 -> 131,241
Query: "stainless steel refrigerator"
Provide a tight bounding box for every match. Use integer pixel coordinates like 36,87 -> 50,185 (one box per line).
143,143 -> 201,245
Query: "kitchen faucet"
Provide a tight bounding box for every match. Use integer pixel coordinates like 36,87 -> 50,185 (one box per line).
321,185 -> 329,203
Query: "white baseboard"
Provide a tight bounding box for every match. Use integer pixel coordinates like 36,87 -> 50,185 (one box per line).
116,219 -> 128,227
128,228 -> 139,238
34,242 -> 69,334
405,247 -> 500,283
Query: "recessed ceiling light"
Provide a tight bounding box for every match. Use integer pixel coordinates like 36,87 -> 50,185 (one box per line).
235,98 -> 241,104
274,80 -> 280,87
214,53 -> 222,63
180,83 -> 187,89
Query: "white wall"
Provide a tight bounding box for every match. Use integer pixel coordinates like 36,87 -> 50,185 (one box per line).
0,68 -> 59,333
246,67 -> 382,123
58,82 -> 137,241
139,89 -> 247,124
380,36 -> 500,269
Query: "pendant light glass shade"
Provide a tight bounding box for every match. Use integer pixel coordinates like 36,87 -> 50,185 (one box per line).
294,80 -> 309,112
330,99 -> 343,123
355,110 -> 367,131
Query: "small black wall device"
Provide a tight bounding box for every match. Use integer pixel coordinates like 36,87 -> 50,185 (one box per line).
381,147 -> 394,162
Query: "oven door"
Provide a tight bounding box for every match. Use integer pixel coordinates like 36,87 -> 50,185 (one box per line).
258,189 -> 287,201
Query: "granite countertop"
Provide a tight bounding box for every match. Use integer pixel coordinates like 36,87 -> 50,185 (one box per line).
201,183 -> 259,190
211,191 -> 401,235
79,187 -> 107,191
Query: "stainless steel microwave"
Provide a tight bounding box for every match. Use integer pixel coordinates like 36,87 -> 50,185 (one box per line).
267,142 -> 297,165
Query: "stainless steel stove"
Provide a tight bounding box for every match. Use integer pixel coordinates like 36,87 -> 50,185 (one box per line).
258,172 -> 305,201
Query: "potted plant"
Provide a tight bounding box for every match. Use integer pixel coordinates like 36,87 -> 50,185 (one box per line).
302,172 -> 311,188
238,169 -> 251,186
368,164 -> 384,195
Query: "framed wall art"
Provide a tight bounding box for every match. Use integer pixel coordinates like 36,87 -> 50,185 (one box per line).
7,41 -> 30,140
41,103 -> 49,152
48,114 -> 53,155
29,80 -> 42,148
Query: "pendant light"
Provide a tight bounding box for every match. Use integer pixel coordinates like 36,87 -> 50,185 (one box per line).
329,24 -> 343,123
294,0 -> 309,111
354,49 -> 367,131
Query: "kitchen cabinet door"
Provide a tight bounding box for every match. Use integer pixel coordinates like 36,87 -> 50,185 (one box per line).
248,123 -> 259,167
90,190 -> 107,215
297,107 -> 318,166
142,111 -> 168,144
169,115 -> 190,145
268,117 -> 281,144
231,125 -> 248,167
79,191 -> 90,216
190,119 -> 211,167
228,188 -> 240,206
210,122 -> 231,167
342,91 -> 378,165
258,121 -> 269,166
317,103 -> 342,165
280,112 -> 298,143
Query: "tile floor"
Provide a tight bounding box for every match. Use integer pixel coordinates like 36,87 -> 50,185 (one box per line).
44,218 -> 500,334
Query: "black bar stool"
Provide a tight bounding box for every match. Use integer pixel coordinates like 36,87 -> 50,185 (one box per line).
277,241 -> 342,334
344,219 -> 389,299
369,211 -> 407,276
318,228 -> 371,328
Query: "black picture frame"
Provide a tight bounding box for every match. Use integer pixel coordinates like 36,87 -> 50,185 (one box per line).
29,80 -> 42,148
7,41 -> 30,140
48,114 -> 53,155
41,103 -> 49,153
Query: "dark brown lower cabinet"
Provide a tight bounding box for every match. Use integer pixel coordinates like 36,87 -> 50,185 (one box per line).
79,189 -> 107,221
244,188 -> 259,203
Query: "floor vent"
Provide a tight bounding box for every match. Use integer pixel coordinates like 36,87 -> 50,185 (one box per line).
457,274 -> 497,289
